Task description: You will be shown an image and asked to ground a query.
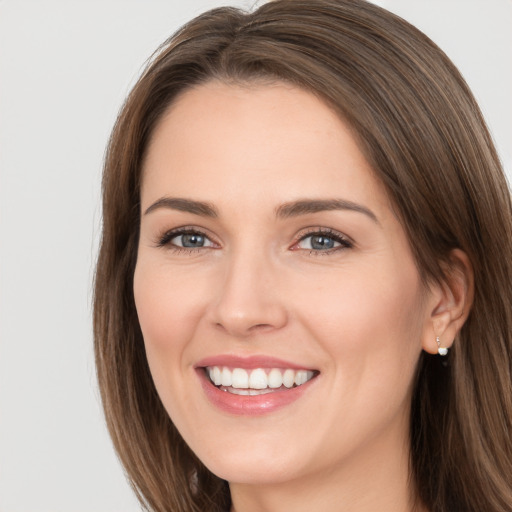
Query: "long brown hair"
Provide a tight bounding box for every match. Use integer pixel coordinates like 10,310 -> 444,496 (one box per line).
94,1 -> 512,510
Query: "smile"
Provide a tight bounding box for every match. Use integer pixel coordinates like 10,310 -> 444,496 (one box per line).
205,366 -> 316,395
196,355 -> 319,415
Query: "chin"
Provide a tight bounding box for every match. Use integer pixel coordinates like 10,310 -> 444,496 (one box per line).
205,456 -> 301,485
187,431 -> 310,485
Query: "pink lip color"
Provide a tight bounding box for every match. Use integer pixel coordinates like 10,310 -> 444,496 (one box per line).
195,355 -> 318,416
195,354 -> 310,370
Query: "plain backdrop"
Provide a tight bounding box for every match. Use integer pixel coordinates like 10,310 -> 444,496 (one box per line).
0,1 -> 510,511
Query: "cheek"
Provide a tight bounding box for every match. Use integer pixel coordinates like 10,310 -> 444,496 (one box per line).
133,260 -> 212,377
297,260 -> 425,398
132,259 -> 217,433
135,259 -> 203,336
301,258 -> 422,334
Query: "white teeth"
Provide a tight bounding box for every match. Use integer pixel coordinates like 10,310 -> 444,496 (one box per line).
231,368 -> 249,389
213,366 -> 222,386
295,370 -> 312,385
228,387 -> 274,396
249,368 -> 267,389
206,366 -> 316,391
295,370 -> 306,386
221,367 -> 232,387
282,369 -> 295,388
268,368 -> 283,388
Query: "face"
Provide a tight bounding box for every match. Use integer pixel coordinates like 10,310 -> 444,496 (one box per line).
134,82 -> 432,487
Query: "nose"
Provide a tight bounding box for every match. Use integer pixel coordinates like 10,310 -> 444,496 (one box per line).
209,250 -> 288,338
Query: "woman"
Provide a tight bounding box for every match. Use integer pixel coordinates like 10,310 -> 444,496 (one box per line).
93,1 -> 512,510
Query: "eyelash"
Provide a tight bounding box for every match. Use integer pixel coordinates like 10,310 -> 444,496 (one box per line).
156,227 -> 217,254
156,226 -> 353,255
292,227 -> 353,255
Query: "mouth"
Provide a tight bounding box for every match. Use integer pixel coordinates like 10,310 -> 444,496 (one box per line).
196,355 -> 319,415
204,366 -> 318,395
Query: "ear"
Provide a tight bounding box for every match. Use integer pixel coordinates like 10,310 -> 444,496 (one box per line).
421,249 -> 474,355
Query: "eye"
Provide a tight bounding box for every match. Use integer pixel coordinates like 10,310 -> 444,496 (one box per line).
157,228 -> 217,251
299,234 -> 339,250
172,232 -> 212,248
293,229 -> 352,253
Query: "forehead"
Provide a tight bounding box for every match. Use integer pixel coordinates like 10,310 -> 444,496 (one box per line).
141,81 -> 390,218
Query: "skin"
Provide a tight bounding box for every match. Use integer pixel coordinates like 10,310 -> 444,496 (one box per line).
134,81 -> 469,512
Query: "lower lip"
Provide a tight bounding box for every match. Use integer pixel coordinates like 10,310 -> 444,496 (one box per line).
197,369 -> 316,416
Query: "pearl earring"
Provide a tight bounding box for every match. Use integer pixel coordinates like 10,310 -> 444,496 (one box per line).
436,336 -> 448,356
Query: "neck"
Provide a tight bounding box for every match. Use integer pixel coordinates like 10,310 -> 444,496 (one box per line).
229,413 -> 426,512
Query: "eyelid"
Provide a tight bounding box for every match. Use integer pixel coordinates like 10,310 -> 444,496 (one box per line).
153,225 -> 353,254
155,225 -> 220,250
291,227 -> 354,252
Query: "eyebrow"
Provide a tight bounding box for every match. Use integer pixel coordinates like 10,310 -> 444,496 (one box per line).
275,199 -> 379,223
144,196 -> 378,224
144,197 -> 218,217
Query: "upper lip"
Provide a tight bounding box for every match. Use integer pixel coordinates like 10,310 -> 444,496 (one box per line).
195,354 -> 317,371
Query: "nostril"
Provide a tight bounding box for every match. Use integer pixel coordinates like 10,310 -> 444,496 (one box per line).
249,323 -> 275,331
214,321 -> 278,337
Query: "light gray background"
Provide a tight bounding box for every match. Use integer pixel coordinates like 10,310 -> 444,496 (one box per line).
0,1 -> 510,511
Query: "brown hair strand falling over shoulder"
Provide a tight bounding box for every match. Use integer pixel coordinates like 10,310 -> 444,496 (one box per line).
94,1 -> 512,511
